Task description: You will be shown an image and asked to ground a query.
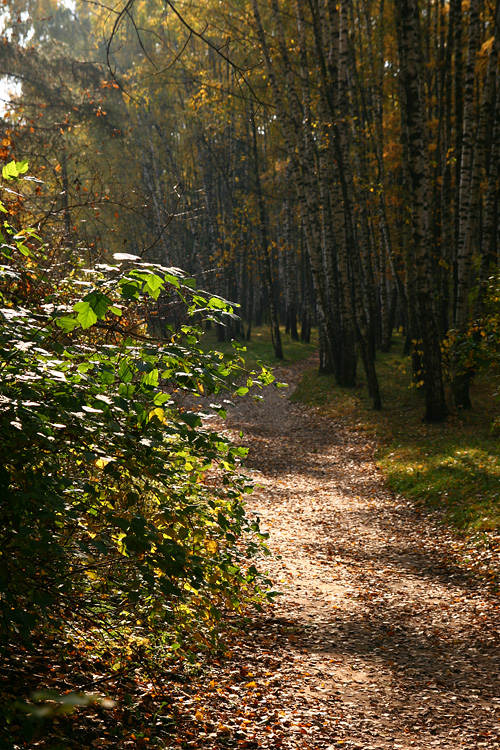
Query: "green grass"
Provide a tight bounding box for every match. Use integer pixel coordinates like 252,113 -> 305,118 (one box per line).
292,335 -> 500,534
199,324 -> 318,371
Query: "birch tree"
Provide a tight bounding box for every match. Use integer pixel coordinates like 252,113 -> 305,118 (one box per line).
394,0 -> 448,421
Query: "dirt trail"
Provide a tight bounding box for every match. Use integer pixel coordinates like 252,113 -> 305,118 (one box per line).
219,356 -> 500,749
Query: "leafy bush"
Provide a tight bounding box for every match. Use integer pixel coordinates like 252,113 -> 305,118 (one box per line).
0,162 -> 274,663
444,274 -> 500,380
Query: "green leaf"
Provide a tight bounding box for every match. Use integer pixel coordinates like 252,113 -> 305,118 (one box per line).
141,368 -> 159,387
181,411 -> 201,428
207,296 -> 231,311
2,160 -> 29,181
2,161 -> 20,181
99,367 -> 115,385
258,369 -> 275,386
73,301 -> 98,329
56,316 -> 80,332
83,291 -> 112,319
163,273 -> 181,289
16,159 -> 29,175
144,273 -> 164,299
154,392 -> 171,406
118,382 -> 135,397
16,243 -> 31,257
118,360 -> 134,383
120,282 -> 140,299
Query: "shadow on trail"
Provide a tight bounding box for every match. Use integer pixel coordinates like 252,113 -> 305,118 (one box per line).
305,527 -> 481,591
285,605 -> 498,689
228,396 -> 496,597
223,362 -> 500,745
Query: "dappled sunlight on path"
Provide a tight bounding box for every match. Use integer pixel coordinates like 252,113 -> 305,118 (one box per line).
223,356 -> 500,749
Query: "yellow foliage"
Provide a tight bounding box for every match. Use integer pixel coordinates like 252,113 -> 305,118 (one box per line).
148,407 -> 165,423
204,539 -> 219,555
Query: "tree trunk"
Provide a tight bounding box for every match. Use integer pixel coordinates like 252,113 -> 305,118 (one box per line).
395,0 -> 448,422
249,101 -> 283,359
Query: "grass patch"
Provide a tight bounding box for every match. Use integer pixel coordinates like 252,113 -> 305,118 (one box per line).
199,324 -> 318,371
292,335 -> 500,533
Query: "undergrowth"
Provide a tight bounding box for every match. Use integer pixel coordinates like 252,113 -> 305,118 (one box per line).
292,335 -> 500,534
0,162 -> 278,747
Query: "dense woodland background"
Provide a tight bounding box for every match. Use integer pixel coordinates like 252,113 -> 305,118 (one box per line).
1,0 -> 500,420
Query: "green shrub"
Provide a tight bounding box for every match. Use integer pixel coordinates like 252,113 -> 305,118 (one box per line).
0,162 -> 274,663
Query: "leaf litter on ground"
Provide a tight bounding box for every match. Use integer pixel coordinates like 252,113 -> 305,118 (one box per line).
3,354 -> 500,749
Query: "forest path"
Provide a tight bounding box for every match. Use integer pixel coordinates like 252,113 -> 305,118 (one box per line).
213,355 -> 500,749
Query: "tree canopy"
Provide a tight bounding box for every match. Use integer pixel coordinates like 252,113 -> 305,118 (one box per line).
2,0 -> 499,419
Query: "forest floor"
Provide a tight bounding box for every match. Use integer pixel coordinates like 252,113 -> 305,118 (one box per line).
186,354 -> 500,750
7,355 -> 500,749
